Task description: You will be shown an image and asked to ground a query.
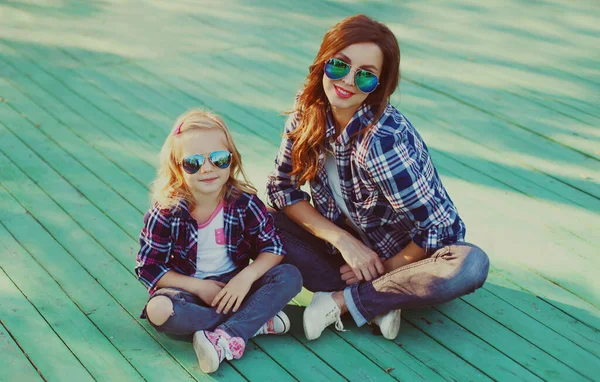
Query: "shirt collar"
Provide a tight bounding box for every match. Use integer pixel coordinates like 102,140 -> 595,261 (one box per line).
172,187 -> 235,220
325,103 -> 377,145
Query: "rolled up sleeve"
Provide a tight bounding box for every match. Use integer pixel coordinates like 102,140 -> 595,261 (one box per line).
266,111 -> 311,210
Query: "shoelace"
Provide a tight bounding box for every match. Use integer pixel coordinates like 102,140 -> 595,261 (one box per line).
325,307 -> 345,332
216,336 -> 234,361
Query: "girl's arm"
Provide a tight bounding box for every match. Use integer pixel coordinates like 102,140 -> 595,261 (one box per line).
211,194 -> 287,314
211,252 -> 282,314
135,207 -> 175,294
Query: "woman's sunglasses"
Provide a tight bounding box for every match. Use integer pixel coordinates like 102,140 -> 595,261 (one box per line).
324,58 -> 379,94
181,150 -> 232,174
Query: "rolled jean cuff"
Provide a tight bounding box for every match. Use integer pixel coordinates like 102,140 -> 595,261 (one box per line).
344,286 -> 368,327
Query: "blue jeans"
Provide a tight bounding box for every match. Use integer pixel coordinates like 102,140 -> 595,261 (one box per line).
144,264 -> 302,342
273,212 -> 490,326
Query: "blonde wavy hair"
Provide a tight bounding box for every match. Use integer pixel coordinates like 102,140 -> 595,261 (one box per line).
151,109 -> 257,210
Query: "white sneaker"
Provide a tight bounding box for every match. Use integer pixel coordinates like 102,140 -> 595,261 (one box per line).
254,311 -> 290,336
372,309 -> 401,340
303,292 -> 345,340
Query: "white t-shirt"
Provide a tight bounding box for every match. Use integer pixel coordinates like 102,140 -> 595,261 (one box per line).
194,202 -> 237,279
324,145 -> 368,242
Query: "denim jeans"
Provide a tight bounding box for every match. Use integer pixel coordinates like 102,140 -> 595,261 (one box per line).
144,264 -> 302,342
273,212 -> 490,326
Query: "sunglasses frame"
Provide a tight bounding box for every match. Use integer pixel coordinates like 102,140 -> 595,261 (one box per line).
324,57 -> 380,94
180,150 -> 232,174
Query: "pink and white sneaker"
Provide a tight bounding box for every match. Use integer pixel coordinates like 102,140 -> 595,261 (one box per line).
192,328 -> 245,373
254,311 -> 290,336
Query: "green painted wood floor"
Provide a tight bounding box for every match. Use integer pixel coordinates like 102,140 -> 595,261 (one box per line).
1,0 -> 599,380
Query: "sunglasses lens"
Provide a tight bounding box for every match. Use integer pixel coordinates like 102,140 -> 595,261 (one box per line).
209,150 -> 232,169
355,70 -> 379,93
324,58 -> 350,80
182,156 -> 203,174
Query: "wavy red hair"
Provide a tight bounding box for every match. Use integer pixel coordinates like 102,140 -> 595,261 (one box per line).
288,14 -> 401,185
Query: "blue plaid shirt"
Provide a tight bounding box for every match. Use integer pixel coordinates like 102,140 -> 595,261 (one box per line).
135,189 -> 286,296
267,102 -> 465,257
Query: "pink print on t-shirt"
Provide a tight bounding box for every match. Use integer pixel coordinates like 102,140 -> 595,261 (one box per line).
215,228 -> 225,245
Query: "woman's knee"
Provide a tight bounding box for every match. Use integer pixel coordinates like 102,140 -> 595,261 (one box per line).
145,295 -> 174,326
459,243 -> 490,290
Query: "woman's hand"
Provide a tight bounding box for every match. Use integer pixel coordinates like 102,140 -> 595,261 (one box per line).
340,264 -> 359,285
195,280 -> 226,305
336,235 -> 384,282
211,271 -> 255,314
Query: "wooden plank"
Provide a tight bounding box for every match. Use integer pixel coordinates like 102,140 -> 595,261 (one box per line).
0,60 -> 157,188
0,46 -> 159,174
0,159 -> 207,381
334,323 -> 448,381
403,308 -> 541,381
285,308 -> 398,381
394,320 -> 492,381
460,288 -> 599,380
0,268 -> 94,382
436,298 -> 590,380
0,322 -> 45,382
0,224 -> 145,381
485,271 -> 600,358
0,102 -> 141,266
432,160 -> 600,307
492,265 -> 600,332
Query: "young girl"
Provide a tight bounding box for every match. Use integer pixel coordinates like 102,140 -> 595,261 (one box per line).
267,15 -> 489,341
136,109 -> 302,373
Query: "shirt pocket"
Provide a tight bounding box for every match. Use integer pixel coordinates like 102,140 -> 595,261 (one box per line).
214,228 -> 225,245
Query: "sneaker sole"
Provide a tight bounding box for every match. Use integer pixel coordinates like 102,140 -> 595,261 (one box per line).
193,332 -> 219,373
380,310 -> 401,340
274,311 -> 290,334
303,305 -> 321,341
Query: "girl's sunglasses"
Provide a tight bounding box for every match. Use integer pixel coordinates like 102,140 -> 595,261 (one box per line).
181,150 -> 232,174
324,58 -> 379,94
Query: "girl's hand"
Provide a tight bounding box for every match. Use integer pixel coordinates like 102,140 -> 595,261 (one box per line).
211,271 -> 255,314
196,280 -> 226,305
336,235 -> 384,282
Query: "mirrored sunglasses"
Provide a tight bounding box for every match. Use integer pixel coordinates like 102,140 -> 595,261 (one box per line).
324,58 -> 379,94
181,150 -> 232,174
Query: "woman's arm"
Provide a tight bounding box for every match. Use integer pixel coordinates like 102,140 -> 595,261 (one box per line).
383,241 -> 427,273
283,201 -> 384,281
367,130 -> 458,254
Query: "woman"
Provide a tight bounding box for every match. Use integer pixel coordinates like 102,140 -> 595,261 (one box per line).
266,14 -> 489,341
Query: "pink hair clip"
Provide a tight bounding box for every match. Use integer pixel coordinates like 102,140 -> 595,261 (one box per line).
173,121 -> 183,136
